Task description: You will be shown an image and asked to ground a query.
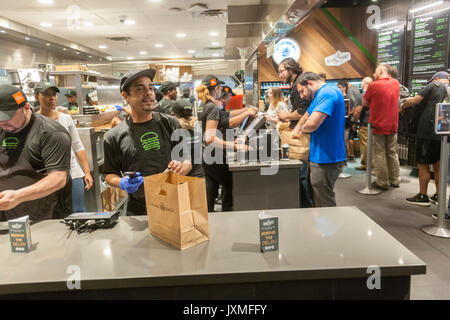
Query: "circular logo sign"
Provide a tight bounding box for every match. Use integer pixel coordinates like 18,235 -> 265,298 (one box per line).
272,38 -> 301,65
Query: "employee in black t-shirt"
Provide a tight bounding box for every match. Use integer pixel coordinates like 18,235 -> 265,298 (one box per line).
103,69 -> 192,216
197,75 -> 248,212
155,81 -> 178,114
400,71 -> 450,207
62,90 -> 78,111
0,84 -> 72,221
277,58 -> 309,129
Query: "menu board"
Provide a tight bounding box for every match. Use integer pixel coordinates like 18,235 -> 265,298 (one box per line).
410,11 -> 450,94
412,12 -> 449,75
377,26 -> 404,82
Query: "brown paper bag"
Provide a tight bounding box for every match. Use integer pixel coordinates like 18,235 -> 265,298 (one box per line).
144,172 -> 209,250
279,129 -> 310,161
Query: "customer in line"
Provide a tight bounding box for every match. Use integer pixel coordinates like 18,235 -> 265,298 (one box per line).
400,71 -> 450,206
353,77 -> 373,170
0,84 -> 72,220
292,72 -> 346,207
337,79 -> 358,160
35,82 -> 94,213
362,63 -> 401,191
277,57 -> 314,208
265,87 -> 290,123
104,69 -> 192,216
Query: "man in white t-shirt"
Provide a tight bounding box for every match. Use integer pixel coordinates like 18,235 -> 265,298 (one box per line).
35,81 -> 93,212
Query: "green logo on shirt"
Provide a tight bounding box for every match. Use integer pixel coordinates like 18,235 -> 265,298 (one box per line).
140,132 -> 160,151
2,137 -> 19,149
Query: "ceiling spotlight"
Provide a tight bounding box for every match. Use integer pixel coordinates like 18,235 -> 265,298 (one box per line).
155,43 -> 163,48
120,16 -> 135,25
211,42 -> 219,46
209,32 -> 219,36
63,48 -> 67,51
76,52 -> 80,54
37,0 -> 54,4
82,21 -> 94,27
140,51 -> 147,55
25,37 -> 30,40
188,50 -> 195,53
98,45 -> 107,49
88,55 -> 92,58
99,58 -> 103,61
46,43 -> 51,46
213,53 -> 219,57
127,57 -> 134,60
40,22 -> 52,27
0,30 -> 5,33
176,33 -> 186,38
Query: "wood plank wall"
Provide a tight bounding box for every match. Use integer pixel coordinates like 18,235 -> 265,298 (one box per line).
257,7 -> 378,85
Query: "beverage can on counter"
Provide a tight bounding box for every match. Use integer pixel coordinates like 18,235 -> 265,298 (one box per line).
281,144 -> 289,160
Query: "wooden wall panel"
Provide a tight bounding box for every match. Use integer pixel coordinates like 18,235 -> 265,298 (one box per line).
258,7 -> 377,84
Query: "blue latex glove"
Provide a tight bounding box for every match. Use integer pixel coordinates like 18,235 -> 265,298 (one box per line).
115,105 -> 123,112
120,173 -> 144,194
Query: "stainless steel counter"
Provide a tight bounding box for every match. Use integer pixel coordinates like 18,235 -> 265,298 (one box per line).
0,206 -> 425,299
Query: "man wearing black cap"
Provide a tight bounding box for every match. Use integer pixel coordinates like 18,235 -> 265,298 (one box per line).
401,71 -> 450,206
0,84 -> 72,221
103,69 -> 192,216
155,81 -> 178,114
63,90 -> 78,111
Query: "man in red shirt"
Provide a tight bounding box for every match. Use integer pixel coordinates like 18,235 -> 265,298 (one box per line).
363,64 -> 400,191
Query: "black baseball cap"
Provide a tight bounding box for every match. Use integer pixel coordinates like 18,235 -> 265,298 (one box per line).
159,81 -> 179,94
221,86 -> 236,96
34,81 -> 60,94
202,75 -> 225,89
0,84 -> 28,121
120,68 -> 156,92
170,99 -> 193,118
65,90 -> 77,97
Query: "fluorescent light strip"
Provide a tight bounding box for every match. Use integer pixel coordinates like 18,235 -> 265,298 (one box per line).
410,1 -> 444,13
373,20 -> 397,29
415,6 -> 450,18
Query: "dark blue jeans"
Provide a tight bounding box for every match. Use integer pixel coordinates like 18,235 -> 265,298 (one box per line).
72,178 -> 86,213
300,162 -> 314,208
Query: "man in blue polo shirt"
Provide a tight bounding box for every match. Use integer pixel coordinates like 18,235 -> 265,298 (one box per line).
292,72 -> 346,207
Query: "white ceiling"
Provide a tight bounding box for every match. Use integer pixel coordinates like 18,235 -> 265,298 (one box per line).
0,0 -> 261,61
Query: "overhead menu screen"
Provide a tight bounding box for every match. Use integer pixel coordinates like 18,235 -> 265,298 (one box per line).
377,26 -> 404,82
410,11 -> 450,94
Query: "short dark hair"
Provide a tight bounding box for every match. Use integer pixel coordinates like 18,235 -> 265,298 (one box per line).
318,73 -> 327,80
279,58 -> 303,75
297,72 -> 321,86
337,79 -> 349,90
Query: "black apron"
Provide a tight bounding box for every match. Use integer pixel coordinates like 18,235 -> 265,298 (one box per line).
0,117 -> 70,221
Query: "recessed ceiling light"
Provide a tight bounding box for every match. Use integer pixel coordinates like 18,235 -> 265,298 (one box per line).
63,48 -> 67,51
82,21 -> 94,27
211,42 -> 219,46
0,30 -> 5,33
127,57 -> 134,60
209,32 -> 219,36
37,0 -> 54,4
155,44 -> 163,48
176,33 -> 186,38
76,52 -> 80,54
213,53 -> 219,57
46,43 -> 50,46
25,37 -> 30,40
40,22 -> 52,27
124,19 -> 135,25
188,50 -> 195,54
99,58 -> 103,61
88,56 -> 92,58
140,51 -> 147,55
98,45 -> 107,49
